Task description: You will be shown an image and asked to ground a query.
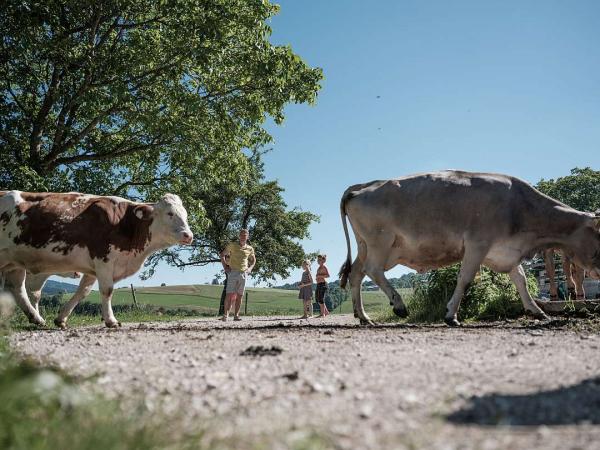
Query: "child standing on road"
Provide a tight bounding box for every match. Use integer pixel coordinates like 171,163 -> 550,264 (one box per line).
298,259 -> 314,319
315,254 -> 330,317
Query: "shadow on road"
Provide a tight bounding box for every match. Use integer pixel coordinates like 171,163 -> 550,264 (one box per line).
447,377 -> 600,426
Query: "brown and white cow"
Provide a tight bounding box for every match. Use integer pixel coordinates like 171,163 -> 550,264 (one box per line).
0,191 -> 193,327
339,170 -> 600,326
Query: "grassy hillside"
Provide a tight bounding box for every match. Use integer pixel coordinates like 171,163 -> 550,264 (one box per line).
76,284 -> 413,317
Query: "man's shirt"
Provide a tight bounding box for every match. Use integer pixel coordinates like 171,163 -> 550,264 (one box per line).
225,242 -> 255,272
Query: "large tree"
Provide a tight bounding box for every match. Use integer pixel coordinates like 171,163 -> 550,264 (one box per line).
536,167 -> 600,212
0,0 -> 323,281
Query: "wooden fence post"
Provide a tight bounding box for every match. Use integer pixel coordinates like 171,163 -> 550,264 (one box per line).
130,284 -> 138,307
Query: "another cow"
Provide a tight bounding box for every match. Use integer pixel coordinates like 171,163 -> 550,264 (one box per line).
0,191 -> 193,327
339,170 -> 600,326
543,249 -> 585,300
1,270 -> 82,316
24,271 -> 81,312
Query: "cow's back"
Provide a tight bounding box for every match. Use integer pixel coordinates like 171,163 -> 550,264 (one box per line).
344,170 -> 561,243
0,191 -> 152,267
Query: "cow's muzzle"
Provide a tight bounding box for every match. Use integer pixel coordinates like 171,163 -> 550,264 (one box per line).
179,231 -> 193,245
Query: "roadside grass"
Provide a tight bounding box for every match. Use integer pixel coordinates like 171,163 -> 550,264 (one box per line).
9,303 -> 196,332
0,314 -> 194,450
371,266 -> 538,324
1,331 -> 333,450
1,307 -> 334,450
6,284 -> 402,330
7,284 -> 403,330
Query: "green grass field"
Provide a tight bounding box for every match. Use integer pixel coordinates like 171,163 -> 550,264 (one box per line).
79,284 -> 413,317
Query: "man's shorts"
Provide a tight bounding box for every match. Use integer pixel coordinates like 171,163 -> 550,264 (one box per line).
226,270 -> 247,295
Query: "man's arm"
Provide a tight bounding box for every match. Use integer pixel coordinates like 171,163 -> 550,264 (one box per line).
220,244 -> 231,269
246,251 -> 256,274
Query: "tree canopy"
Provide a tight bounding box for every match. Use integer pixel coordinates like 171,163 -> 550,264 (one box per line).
536,167 -> 600,213
0,0 -> 323,281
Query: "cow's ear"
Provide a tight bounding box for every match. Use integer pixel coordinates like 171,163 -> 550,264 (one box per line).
134,205 -> 154,220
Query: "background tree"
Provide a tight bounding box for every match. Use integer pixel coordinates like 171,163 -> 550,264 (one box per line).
536,167 -> 600,212
1,0 -> 322,281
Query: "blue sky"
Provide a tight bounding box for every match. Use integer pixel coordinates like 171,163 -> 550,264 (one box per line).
114,0 -> 600,288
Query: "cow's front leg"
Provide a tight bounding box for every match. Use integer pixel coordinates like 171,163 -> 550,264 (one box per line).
55,274 -> 96,329
509,265 -> 548,320
445,245 -> 488,327
6,269 -> 45,325
97,278 -> 120,328
25,274 -> 48,313
543,249 -> 558,300
367,268 -> 408,318
573,265 -> 586,300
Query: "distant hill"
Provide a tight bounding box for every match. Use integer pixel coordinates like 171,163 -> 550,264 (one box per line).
43,279 -> 79,295
274,273 -> 423,290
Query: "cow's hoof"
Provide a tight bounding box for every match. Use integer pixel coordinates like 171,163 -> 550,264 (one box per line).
359,318 -> 375,326
53,318 -> 67,329
28,316 -> 46,326
105,320 -> 120,328
444,317 -> 461,327
393,305 -> 409,318
527,311 -> 549,321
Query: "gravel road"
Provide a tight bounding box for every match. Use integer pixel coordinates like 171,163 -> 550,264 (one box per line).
10,315 -> 600,449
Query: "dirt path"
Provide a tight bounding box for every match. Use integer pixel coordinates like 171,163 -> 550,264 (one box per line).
10,315 -> 600,449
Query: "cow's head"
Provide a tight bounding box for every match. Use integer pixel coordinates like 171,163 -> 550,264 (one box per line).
569,213 -> 600,279
142,194 -> 193,245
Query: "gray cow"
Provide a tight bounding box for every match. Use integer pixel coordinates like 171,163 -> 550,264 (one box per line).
339,170 -> 600,326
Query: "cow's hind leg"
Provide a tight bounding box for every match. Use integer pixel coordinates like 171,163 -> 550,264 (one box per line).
349,259 -> 372,325
5,269 -> 45,325
563,255 -> 577,300
445,244 -> 488,327
509,265 -> 548,320
55,274 -> 96,328
366,268 -> 408,318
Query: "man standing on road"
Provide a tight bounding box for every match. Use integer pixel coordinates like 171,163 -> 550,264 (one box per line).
220,229 -> 256,321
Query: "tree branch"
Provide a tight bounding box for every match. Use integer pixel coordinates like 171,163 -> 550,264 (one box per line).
5,84 -> 31,118
47,139 -> 171,168
175,259 -> 221,268
113,176 -> 172,195
30,65 -> 62,164
60,104 -> 122,150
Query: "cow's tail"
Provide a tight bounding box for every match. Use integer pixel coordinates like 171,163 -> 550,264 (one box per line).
339,189 -> 354,289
